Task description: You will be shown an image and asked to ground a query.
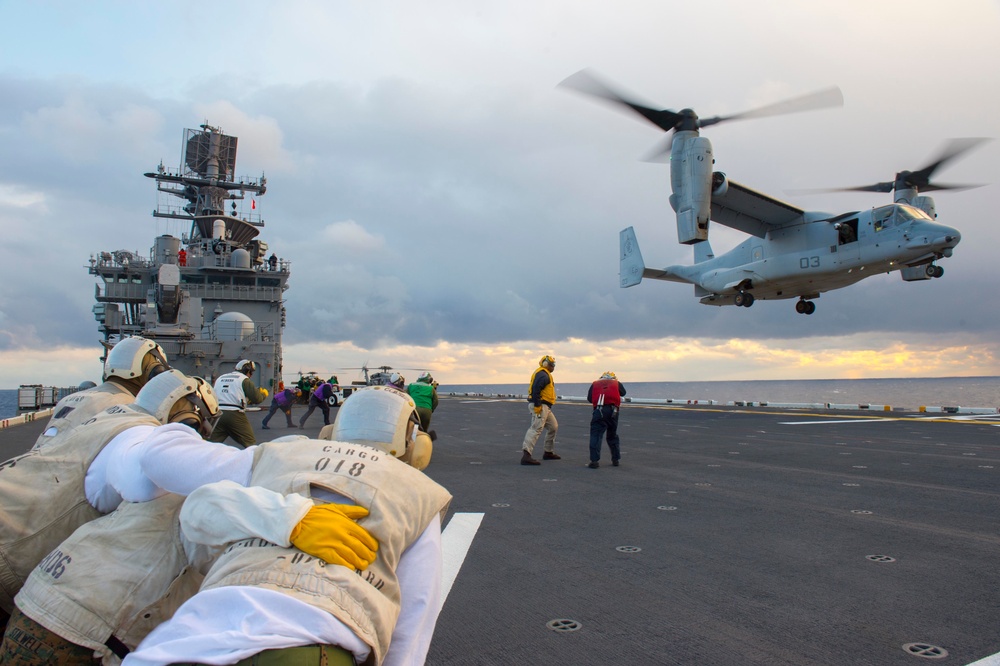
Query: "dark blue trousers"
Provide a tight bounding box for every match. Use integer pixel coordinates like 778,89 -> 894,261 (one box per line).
589,405 -> 621,463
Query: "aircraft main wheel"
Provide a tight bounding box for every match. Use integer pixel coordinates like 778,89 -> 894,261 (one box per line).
795,300 -> 807,314
743,293 -> 755,307
805,301 -> 816,315
933,266 -> 944,278
735,293 -> 746,307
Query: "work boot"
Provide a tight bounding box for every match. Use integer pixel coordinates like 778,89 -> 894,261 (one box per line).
588,461 -> 599,469
612,459 -> 620,467
521,450 -> 541,466
543,451 -> 561,460
261,425 -> 271,430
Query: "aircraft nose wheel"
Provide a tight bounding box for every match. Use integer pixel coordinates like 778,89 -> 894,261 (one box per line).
734,292 -> 755,307
795,300 -> 816,315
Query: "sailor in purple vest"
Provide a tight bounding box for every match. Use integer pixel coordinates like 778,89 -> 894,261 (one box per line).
587,371 -> 627,468
299,382 -> 335,427
261,387 -> 302,429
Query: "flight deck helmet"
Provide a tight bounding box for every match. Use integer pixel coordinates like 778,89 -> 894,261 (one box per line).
417,372 -> 434,384
134,369 -> 221,438
235,359 -> 257,377
321,385 -> 433,470
103,336 -> 169,386
539,355 -> 556,371
600,371 -> 617,380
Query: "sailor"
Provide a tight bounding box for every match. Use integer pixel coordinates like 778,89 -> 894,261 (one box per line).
0,370 -> 220,636
110,385 -> 449,666
35,336 -> 169,448
4,449 -> 376,665
521,355 -> 561,465
587,371 -> 627,468
298,380 -> 335,428
209,359 -> 268,447
407,371 -> 439,431
261,386 -> 302,429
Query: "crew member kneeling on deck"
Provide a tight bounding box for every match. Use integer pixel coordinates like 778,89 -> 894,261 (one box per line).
521,355 -> 560,465
209,360 -> 267,447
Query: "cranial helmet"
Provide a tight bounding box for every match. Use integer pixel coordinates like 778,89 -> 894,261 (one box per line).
104,337 -> 169,384
235,359 -> 256,375
134,369 -> 221,438
388,372 -> 406,389
540,355 -> 556,370
324,385 -> 433,470
417,372 -> 434,384
601,371 -> 617,380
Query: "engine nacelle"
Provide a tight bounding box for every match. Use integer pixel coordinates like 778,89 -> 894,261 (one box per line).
912,195 -> 937,219
669,133 -> 713,245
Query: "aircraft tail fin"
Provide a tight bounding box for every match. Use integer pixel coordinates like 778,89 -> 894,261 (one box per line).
620,226 -> 645,288
693,240 -> 715,264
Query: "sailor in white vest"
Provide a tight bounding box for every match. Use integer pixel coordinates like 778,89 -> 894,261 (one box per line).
0,370 -> 219,641
121,385 -> 451,666
9,447 -> 377,665
209,359 -> 268,448
35,336 -> 170,448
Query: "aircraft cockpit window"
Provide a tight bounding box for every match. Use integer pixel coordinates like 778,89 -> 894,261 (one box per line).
872,206 -> 895,232
895,204 -> 932,223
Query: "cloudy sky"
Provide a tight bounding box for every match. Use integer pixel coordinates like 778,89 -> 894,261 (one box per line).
1,1 -> 999,388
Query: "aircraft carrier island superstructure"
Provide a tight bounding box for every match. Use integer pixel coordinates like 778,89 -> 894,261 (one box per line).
88,124 -> 288,391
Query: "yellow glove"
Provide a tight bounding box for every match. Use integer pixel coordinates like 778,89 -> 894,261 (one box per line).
289,504 -> 379,570
260,387 -> 269,399
533,404 -> 543,415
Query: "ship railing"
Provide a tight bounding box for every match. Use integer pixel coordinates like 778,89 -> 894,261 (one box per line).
95,282 -> 148,302
203,319 -> 277,342
184,284 -> 284,301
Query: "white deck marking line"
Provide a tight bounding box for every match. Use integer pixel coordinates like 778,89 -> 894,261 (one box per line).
440,512 -> 485,606
780,419 -> 894,425
964,652 -> 1000,665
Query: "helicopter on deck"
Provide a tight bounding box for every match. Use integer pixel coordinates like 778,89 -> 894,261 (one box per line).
561,70 -> 987,315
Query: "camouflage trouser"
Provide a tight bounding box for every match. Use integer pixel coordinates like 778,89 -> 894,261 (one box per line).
0,606 -> 99,665
208,410 -> 257,447
176,644 -> 356,665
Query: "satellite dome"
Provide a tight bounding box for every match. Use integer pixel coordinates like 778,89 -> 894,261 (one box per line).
230,248 -> 252,269
214,311 -> 255,340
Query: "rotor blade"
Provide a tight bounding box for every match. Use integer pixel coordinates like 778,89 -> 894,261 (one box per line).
559,69 -> 682,132
641,133 -> 676,162
916,182 -> 986,193
786,182 -> 894,195
905,138 -> 991,188
701,86 -> 844,127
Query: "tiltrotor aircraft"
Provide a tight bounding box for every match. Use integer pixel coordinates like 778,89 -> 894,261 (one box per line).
561,70 -> 985,315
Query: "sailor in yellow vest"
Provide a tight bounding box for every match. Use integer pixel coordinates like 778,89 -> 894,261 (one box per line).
209,360 -> 268,447
35,336 -> 169,448
521,355 -> 561,465
0,370 -> 220,642
119,385 -> 450,666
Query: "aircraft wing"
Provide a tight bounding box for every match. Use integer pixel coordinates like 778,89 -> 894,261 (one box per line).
711,178 -> 804,238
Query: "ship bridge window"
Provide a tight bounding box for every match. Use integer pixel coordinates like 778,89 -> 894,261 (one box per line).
233,277 -> 256,287
181,274 -> 205,285
207,275 -> 230,286
258,278 -> 280,288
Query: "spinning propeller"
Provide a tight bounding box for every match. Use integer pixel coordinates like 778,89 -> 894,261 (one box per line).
559,69 -> 844,153
817,138 -> 991,195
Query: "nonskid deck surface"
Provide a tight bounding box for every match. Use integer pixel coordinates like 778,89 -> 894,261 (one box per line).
3,399 -> 999,665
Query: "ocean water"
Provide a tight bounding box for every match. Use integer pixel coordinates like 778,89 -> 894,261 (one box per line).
437,376 -> 1000,410
4,376 -> 999,420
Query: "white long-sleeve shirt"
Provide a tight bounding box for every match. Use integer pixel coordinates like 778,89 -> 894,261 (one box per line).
119,427 -> 443,666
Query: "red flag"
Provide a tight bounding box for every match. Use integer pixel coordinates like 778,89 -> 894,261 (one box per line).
251,198 -> 257,210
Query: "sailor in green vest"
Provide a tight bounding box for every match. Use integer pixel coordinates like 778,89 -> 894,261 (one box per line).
407,371 -> 439,431
521,355 -> 561,465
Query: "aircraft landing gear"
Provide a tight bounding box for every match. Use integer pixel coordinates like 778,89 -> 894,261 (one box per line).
734,291 -> 755,307
795,299 -> 816,315
926,264 -> 944,278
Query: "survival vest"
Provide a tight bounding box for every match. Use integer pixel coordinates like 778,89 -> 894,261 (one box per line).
197,439 -> 452,665
0,405 -> 161,612
527,367 -> 556,406
590,379 -> 621,408
214,372 -> 249,411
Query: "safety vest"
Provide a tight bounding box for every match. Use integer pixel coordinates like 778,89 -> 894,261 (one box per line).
197,439 -> 452,665
0,406 -> 161,612
214,372 -> 249,411
406,383 -> 435,411
35,381 -> 135,448
15,493 -> 203,655
528,368 -> 556,406
274,388 -> 297,408
590,379 -> 621,408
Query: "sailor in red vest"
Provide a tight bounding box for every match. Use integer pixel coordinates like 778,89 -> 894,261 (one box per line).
587,371 -> 627,468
